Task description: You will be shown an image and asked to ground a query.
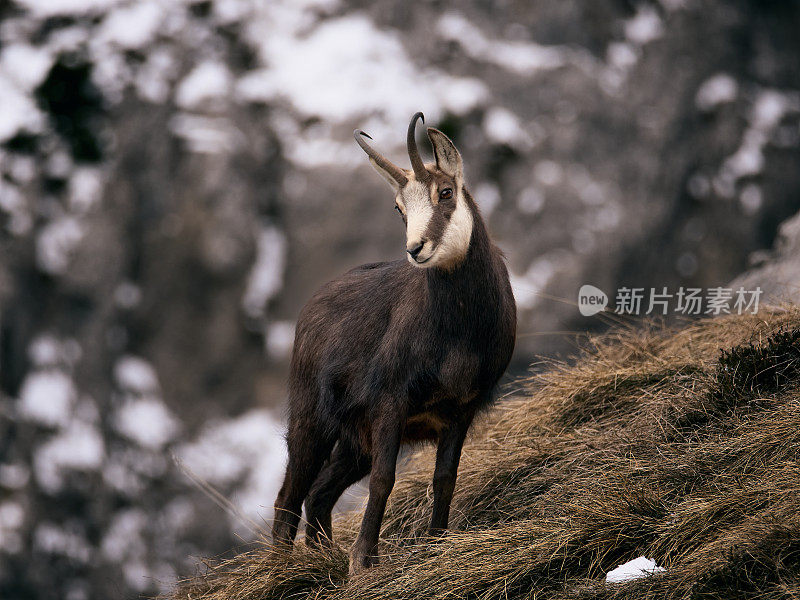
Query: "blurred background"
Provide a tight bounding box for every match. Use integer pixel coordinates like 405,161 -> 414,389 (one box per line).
0,0 -> 799,598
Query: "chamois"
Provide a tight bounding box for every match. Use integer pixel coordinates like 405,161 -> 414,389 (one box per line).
272,112 -> 516,574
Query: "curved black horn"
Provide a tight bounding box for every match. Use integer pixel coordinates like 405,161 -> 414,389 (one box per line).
354,129 -> 408,186
407,112 -> 429,181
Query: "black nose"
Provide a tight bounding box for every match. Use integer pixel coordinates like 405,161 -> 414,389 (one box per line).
407,242 -> 424,259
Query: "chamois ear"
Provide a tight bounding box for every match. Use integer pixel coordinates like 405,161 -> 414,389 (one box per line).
368,158 -> 405,191
427,128 -> 463,182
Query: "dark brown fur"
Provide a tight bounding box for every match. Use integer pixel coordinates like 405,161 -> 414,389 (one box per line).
272,135 -> 516,574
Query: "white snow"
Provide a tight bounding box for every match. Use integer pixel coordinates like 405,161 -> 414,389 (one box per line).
606,556 -> 666,583
175,61 -> 232,110
68,167 -> 105,213
17,370 -> 76,428
33,522 -> 93,562
436,12 -> 567,75
472,182 -> 501,217
695,73 -> 738,111
721,89 -> 796,181
114,355 -> 159,393
101,508 -> 147,562
114,281 -> 142,309
509,251 -> 572,311
14,0 -> 122,17
168,113 -> 241,154
534,160 -> 564,187
606,42 -> 638,71
0,502 -> 25,553
0,464 -> 30,489
176,409 -> 287,532
0,502 -> 24,531
0,43 -> 53,92
36,216 -> 86,274
34,421 -> 105,492
624,6 -> 664,45
98,1 -> 162,50
0,73 -> 44,142
266,320 -> 296,360
238,11 -> 487,165
242,224 -> 287,319
113,397 -> 180,450
517,186 -> 546,215
483,107 -> 534,151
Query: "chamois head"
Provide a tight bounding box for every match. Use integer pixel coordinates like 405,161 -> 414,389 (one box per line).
355,112 -> 473,269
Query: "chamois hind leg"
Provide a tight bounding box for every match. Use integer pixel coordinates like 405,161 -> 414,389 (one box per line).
305,439 -> 371,547
272,414 -> 336,548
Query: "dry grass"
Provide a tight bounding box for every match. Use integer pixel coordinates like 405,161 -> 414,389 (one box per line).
172,307 -> 800,600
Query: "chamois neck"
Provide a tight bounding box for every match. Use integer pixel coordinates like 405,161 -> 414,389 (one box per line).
425,197 -> 495,292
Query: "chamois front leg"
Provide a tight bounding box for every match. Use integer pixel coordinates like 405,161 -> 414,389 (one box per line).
429,409 -> 475,535
349,403 -> 404,575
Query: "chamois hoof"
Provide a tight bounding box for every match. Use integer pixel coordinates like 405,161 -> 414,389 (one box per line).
348,544 -> 378,576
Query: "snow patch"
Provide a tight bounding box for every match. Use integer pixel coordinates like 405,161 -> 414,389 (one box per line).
113,398 -> 180,450
14,0 -> 122,17
114,356 -> 159,394
606,556 -> 666,583
721,89 -> 797,182
510,251 -> 571,311
472,182 -> 501,217
624,6 -> 663,45
98,1 -> 162,49
242,224 -> 287,319
175,61 -> 232,110
437,12 -> 568,76
0,43 -> 53,92
36,216 -> 86,274
176,409 -> 287,532
18,370 -> 76,428
0,73 -> 44,142
266,320 -> 296,360
238,11 -> 487,166
33,522 -> 93,563
34,421 -> 105,492
483,107 -> 534,151
695,73 -> 738,111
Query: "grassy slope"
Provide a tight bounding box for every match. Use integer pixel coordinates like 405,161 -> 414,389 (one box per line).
173,307 -> 800,600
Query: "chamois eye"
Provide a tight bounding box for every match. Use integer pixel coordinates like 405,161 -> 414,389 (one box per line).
440,188 -> 453,200
394,205 -> 403,216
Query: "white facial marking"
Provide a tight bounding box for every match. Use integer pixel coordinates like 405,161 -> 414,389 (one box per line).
424,186 -> 473,269
401,180 -> 434,258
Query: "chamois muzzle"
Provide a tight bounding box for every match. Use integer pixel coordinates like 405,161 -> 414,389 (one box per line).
354,129 -> 408,186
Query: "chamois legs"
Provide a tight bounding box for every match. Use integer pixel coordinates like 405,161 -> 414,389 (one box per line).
429,412 -> 474,534
305,440 -> 371,547
272,417 -> 336,547
349,405 -> 404,574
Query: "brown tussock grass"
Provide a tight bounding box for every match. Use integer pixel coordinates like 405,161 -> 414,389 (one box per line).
172,306 -> 800,600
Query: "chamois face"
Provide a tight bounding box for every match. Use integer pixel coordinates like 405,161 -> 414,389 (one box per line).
393,164 -> 473,269
355,116 -> 474,270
